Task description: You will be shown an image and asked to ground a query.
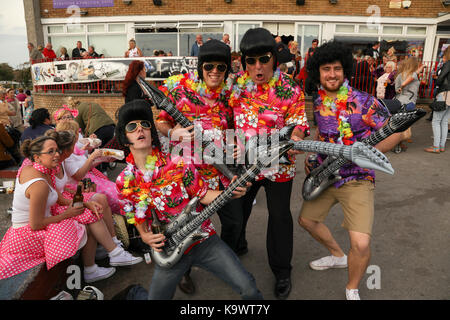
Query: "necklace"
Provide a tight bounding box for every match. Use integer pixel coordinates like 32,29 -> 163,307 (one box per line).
163,71 -> 227,100
121,150 -> 160,225
229,69 -> 281,99
317,80 -> 353,145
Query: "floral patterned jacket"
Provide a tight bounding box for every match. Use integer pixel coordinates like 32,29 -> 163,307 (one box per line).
116,148 -> 215,244
157,73 -> 234,190
228,69 -> 310,182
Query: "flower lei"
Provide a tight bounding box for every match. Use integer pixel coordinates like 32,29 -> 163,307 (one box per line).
228,68 -> 281,99
121,150 -> 160,225
317,80 -> 353,145
164,71 -> 228,100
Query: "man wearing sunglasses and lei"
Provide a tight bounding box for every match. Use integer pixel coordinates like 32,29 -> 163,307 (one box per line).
228,27 -> 310,300
155,40 -> 243,294
298,41 -> 403,300
114,100 -> 262,300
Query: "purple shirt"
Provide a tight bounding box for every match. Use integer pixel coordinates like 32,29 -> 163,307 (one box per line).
314,85 -> 390,187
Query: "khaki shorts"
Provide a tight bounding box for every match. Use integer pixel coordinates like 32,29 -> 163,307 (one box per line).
300,180 -> 375,235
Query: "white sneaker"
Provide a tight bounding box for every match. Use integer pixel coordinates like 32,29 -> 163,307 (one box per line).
109,247 -> 143,266
346,288 -> 361,300
309,254 -> 348,271
84,265 -> 116,283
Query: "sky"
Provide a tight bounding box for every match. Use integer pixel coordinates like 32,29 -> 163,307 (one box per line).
0,1 -> 29,69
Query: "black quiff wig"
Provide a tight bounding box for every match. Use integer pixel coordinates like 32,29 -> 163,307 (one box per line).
115,99 -> 161,150
306,41 -> 353,89
240,27 -> 277,71
197,39 -> 232,81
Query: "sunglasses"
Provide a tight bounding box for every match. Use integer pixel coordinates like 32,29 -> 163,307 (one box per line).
59,115 -> 74,121
202,63 -> 227,73
40,148 -> 61,156
245,54 -> 272,65
125,120 -> 152,133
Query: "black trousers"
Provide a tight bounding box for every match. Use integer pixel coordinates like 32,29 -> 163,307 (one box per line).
237,178 -> 294,279
217,197 -> 244,253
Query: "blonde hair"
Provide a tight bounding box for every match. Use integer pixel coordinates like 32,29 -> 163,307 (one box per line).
443,46 -> 450,61
397,57 -> 419,80
66,96 -> 80,109
384,61 -> 396,71
55,120 -> 79,136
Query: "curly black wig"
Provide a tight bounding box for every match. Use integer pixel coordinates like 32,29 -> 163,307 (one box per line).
306,41 -> 353,89
115,99 -> 161,150
197,39 -> 231,81
239,27 -> 277,71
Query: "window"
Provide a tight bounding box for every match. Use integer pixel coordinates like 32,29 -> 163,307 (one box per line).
383,26 -> 403,35
67,24 -> 85,33
109,24 -> 126,32
359,25 -> 379,34
297,24 -> 320,56
88,35 -> 128,57
135,33 -> 178,56
236,23 -> 261,49
88,24 -> 105,33
49,35 -> 85,56
335,24 -> 355,33
48,25 -> 64,34
406,26 -> 427,36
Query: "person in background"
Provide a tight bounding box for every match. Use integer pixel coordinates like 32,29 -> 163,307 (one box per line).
6,88 -> 24,133
15,89 -> 27,103
222,33 -> 231,47
125,39 -> 143,58
87,46 -> 100,59
72,41 -> 86,59
376,61 -> 396,100
122,60 -> 149,104
23,90 -> 34,128
0,123 -> 15,169
190,34 -> 203,57
28,42 -> 43,63
59,47 -> 70,60
42,43 -> 57,60
425,46 -> 450,153
20,108 -> 54,142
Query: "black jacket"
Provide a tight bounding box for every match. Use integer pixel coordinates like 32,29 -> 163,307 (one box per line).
436,61 -> 450,95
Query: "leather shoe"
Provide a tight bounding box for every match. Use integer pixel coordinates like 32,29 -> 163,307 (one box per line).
178,274 -> 195,295
274,277 -> 291,300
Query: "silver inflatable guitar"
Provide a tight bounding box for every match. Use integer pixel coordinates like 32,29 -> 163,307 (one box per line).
302,108 -> 426,201
137,76 -> 237,180
150,137 -> 394,268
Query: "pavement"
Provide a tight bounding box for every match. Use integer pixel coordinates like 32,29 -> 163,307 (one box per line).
0,110 -> 449,300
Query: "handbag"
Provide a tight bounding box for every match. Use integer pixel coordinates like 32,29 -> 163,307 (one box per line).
430,91 -> 448,112
430,99 -> 447,112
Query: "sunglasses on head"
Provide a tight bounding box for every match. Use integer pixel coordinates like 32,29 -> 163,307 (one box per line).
245,54 -> 272,65
125,120 -> 152,133
202,63 -> 227,73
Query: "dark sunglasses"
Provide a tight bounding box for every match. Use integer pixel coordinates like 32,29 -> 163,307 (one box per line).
125,120 -> 152,133
40,148 -> 61,156
202,63 -> 227,73
245,54 -> 272,65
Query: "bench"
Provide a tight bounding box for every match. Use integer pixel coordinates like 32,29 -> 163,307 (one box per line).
0,259 -> 73,300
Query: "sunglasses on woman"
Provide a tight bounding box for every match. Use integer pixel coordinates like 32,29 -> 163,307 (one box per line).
202,63 -> 227,73
245,54 -> 272,65
125,120 -> 152,133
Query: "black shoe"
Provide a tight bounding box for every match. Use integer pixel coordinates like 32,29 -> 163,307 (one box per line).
112,284 -> 142,300
274,277 -> 291,300
178,274 -> 195,295
235,247 -> 249,257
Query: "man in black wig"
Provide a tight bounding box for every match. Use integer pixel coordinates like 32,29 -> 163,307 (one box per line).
229,27 -> 310,299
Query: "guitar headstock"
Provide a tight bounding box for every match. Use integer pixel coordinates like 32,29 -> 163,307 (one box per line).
351,142 -> 394,175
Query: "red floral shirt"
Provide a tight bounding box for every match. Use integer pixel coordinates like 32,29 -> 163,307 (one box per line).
116,148 -> 214,242
157,73 -> 234,190
228,70 -> 310,182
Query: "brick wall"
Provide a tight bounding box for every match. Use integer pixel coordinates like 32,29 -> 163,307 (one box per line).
34,92 -> 162,124
39,0 -> 446,19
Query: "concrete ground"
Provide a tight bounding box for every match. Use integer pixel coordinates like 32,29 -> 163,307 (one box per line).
0,112 -> 449,300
